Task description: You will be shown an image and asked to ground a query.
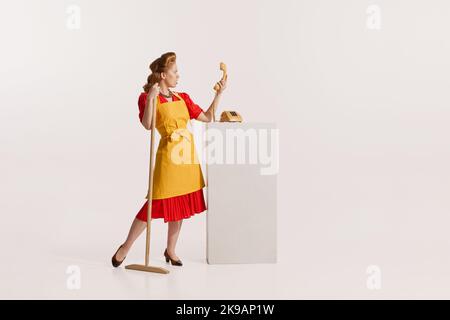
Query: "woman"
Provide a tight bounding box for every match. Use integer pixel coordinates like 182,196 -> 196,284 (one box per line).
111,52 -> 227,267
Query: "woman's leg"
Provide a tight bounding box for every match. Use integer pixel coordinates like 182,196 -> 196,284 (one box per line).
115,218 -> 147,261
166,219 -> 183,260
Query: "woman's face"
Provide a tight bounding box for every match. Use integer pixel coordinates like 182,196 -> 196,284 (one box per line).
162,63 -> 179,87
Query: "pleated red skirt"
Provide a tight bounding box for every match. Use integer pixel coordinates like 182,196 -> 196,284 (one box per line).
136,188 -> 207,223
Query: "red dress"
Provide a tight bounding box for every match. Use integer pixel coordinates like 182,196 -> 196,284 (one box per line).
135,92 -> 207,223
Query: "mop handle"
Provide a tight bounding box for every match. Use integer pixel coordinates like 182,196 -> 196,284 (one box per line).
144,93 -> 158,266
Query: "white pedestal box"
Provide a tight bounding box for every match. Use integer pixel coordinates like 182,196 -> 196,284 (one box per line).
204,122 -> 278,264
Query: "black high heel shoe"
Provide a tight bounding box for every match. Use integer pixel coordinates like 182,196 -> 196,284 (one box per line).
111,244 -> 126,268
164,248 -> 183,266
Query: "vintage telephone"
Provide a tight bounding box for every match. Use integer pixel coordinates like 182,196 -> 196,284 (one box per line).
220,110 -> 243,122
213,62 -> 243,123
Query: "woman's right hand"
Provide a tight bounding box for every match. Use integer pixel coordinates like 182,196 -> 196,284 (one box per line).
148,83 -> 160,100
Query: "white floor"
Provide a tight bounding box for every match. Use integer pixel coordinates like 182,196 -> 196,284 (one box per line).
3,207 -> 450,300
1,214 -> 285,300
3,146 -> 450,299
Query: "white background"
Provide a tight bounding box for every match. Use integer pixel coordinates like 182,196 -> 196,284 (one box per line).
1,0 -> 450,298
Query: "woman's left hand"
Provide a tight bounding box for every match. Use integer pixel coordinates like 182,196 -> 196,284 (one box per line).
216,77 -> 227,94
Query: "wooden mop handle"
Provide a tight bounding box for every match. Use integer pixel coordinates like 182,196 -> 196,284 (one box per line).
144,93 -> 158,267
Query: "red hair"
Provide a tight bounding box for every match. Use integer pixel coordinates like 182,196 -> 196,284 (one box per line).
143,52 -> 177,93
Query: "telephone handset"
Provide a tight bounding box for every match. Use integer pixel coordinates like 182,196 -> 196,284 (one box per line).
212,62 -> 243,123
213,62 -> 227,92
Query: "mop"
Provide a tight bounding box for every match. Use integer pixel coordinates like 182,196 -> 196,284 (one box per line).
125,92 -> 170,274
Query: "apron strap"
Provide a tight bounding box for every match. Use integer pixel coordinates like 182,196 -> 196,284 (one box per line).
171,91 -> 195,128
171,91 -> 182,100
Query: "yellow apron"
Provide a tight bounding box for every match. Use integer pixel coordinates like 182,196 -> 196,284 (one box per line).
145,92 -> 206,200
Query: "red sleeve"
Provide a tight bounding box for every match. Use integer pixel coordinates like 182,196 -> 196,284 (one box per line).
178,92 -> 204,119
138,93 -> 147,122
